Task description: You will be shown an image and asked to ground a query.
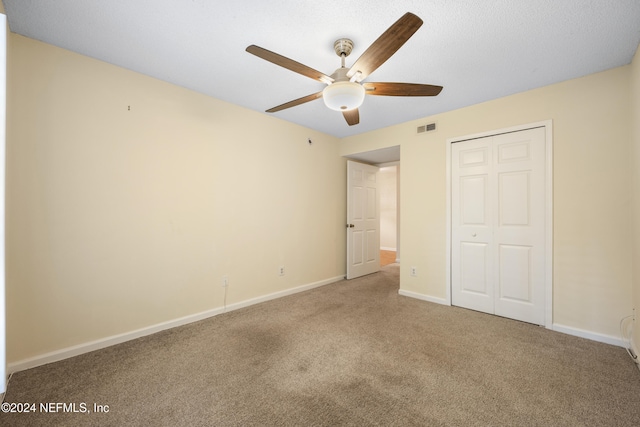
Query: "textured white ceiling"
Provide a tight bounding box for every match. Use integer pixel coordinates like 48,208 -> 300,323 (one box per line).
3,0 -> 640,138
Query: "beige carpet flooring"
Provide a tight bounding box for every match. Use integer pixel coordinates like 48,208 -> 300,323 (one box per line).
2,264 -> 640,426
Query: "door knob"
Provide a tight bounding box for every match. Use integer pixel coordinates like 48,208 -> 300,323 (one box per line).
472,233 -> 477,237
346,224 -> 355,228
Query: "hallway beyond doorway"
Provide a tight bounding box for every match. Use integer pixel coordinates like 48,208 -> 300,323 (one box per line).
380,250 -> 397,266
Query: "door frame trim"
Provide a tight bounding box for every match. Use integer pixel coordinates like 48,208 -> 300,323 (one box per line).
445,120 -> 553,328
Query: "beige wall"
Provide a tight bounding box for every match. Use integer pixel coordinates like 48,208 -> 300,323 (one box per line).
6,34 -> 346,363
631,44 -> 640,353
341,65 -> 633,338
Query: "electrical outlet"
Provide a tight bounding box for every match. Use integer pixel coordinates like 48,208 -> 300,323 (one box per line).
222,275 -> 229,287
410,266 -> 417,277
279,266 -> 285,276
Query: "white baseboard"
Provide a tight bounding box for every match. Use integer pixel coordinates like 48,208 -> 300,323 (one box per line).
8,275 -> 344,374
223,275 -> 344,313
552,323 -> 624,347
398,289 -> 450,306
395,295 -> 627,349
380,247 -> 397,252
8,306 -> 223,374
12,277 -> 628,375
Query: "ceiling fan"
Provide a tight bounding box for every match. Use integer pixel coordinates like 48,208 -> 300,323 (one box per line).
246,12 -> 443,126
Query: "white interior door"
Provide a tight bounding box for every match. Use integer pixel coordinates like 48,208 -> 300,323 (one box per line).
347,161 -> 380,279
451,127 -> 546,325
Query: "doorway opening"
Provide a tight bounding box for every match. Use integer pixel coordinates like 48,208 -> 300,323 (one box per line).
344,146 -> 400,274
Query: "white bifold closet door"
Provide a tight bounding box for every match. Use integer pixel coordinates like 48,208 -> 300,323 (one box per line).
451,127 -> 546,325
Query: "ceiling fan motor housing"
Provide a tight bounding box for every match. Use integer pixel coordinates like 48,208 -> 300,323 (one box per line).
333,39 -> 354,57
323,63 -> 365,111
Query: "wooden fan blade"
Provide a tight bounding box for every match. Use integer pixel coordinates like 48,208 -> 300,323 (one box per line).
246,45 -> 334,84
363,82 -> 443,96
347,12 -> 423,81
266,91 -> 324,113
342,109 -> 360,126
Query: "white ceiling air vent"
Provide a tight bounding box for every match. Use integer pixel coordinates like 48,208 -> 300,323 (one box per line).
417,122 -> 437,134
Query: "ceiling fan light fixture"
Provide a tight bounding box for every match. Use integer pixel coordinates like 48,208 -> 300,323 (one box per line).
322,81 -> 365,111
247,13 -> 439,126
